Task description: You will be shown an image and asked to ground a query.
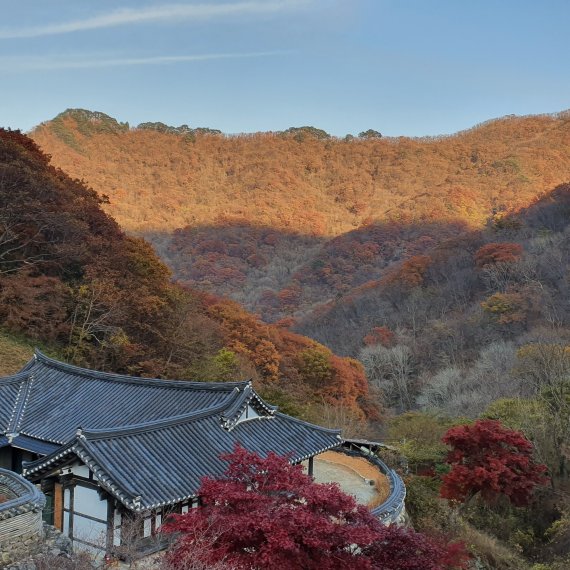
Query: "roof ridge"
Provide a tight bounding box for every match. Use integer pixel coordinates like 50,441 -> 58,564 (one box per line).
6,374 -> 34,435
33,349 -> 249,391
220,386 -> 278,429
22,439 -> 76,473
0,370 -> 32,385
81,387 -> 244,440
23,438 -> 140,509
74,439 -> 140,503
221,385 -> 254,421
273,411 -> 342,435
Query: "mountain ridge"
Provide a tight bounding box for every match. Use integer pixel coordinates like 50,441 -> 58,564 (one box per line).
30,107 -> 570,331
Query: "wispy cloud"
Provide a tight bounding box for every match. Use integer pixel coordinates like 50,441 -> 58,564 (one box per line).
0,1 -> 309,39
0,51 -> 291,72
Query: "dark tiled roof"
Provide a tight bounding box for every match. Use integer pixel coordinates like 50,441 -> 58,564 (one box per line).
0,371 -> 29,433
24,402 -> 341,511
220,384 -> 276,429
10,434 -> 61,455
6,351 -> 341,510
6,350 -> 249,443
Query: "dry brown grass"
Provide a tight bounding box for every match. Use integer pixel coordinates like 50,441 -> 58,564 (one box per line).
458,522 -> 530,570
0,331 -> 34,375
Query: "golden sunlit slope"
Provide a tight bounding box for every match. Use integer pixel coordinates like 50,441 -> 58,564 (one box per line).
31,109 -> 570,238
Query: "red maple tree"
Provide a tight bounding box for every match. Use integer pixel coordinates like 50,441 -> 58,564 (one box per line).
162,445 -> 468,570
474,242 -> 523,268
441,420 -> 548,506
363,326 -> 396,347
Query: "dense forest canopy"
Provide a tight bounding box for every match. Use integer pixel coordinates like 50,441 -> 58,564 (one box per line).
23,110 -> 570,567
31,109 -> 570,328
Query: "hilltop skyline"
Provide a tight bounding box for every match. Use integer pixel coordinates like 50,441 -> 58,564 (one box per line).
1,1 -> 570,137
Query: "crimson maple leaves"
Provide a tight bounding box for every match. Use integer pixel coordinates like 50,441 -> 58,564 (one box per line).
441,419 -> 548,506
162,445 -> 468,570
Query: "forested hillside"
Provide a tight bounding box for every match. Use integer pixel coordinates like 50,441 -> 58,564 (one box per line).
31,109 -> 570,326
0,128 -> 376,424
301,184 -> 570,408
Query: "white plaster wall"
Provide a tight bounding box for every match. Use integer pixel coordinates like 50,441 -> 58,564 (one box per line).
113,509 -> 121,546
74,485 -> 107,521
63,511 -> 70,535
237,405 -> 260,424
73,515 -> 106,549
143,517 -> 151,537
70,464 -> 91,479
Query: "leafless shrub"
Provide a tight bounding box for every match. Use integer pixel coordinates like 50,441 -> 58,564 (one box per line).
417,341 -> 518,417
360,344 -> 415,411
31,551 -> 95,570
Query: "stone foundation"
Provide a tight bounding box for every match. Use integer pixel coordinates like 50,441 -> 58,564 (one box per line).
3,523 -> 75,570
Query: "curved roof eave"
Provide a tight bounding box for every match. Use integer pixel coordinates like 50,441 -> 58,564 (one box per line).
23,436 -> 142,510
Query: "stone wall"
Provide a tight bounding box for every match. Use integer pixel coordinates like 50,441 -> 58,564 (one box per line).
0,468 -> 45,568
4,523 -> 75,570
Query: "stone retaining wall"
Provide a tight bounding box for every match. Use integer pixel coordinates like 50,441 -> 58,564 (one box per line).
0,468 -> 46,568
4,524 -> 75,570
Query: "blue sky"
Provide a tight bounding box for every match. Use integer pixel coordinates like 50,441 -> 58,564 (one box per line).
1,0 -> 569,137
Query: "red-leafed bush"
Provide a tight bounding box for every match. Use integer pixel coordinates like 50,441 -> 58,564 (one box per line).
441,420 -> 548,506
162,445 -> 469,570
383,255 -> 432,288
363,326 -> 396,347
363,526 -> 470,570
474,242 -> 523,268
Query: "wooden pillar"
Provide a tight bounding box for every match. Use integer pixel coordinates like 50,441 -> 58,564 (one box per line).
106,498 -> 115,551
308,456 -> 314,478
53,482 -> 63,531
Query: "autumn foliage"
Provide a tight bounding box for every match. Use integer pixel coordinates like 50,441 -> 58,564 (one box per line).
441,420 -> 548,506
30,109 -> 570,323
0,128 -> 375,420
363,326 -> 396,347
162,445 -> 469,570
383,255 -> 432,289
480,292 -> 529,325
33,109 -> 570,239
474,242 -> 523,268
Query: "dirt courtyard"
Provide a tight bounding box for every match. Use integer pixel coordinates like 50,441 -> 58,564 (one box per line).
311,451 -> 390,509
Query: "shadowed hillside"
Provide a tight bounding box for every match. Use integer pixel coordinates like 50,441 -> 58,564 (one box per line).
162,219 -> 467,322
298,184 -> 570,353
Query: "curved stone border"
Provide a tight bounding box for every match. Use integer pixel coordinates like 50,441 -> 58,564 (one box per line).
0,468 -> 46,566
339,448 -> 406,525
0,468 -> 45,520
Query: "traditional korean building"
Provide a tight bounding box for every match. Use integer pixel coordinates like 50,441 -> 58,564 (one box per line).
0,350 -> 343,557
